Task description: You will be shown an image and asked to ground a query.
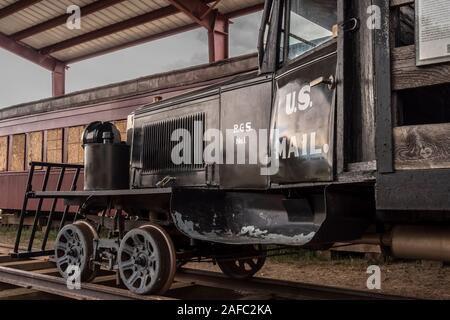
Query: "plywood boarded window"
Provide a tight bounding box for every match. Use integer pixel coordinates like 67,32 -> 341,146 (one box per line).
27,132 -> 43,168
47,129 -> 63,163
114,120 -> 127,142
0,136 -> 8,172
9,134 -> 25,171
68,126 -> 85,164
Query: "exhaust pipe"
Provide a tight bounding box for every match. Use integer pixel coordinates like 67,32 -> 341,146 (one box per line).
353,226 -> 450,262
391,226 -> 450,262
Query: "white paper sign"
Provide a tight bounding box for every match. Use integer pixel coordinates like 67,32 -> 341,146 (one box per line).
416,0 -> 450,66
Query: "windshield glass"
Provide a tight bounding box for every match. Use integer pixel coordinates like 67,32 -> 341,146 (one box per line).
288,0 -> 337,60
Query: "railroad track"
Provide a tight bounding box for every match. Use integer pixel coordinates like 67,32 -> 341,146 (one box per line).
0,259 -> 414,300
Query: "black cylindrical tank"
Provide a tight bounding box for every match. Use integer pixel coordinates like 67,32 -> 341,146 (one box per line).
82,122 -> 130,191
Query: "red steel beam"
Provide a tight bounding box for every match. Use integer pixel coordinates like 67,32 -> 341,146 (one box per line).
208,14 -> 228,62
52,64 -> 66,97
39,5 -> 179,55
11,0 -> 127,41
0,31 -> 64,71
13,0 -> 217,41
64,4 -> 263,64
166,0 -> 215,29
166,0 -> 229,62
0,0 -> 42,20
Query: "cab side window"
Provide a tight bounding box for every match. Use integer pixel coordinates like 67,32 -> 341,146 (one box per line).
287,0 -> 337,61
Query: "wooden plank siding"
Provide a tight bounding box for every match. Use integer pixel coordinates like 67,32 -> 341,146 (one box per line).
392,45 -> 450,91
394,123 -> 450,170
388,0 -> 450,173
374,0 -> 394,173
348,0 -> 376,164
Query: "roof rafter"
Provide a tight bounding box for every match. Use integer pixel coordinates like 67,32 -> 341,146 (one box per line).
166,0 -> 228,62
166,0 -> 222,30
39,5 -> 179,55
1,0 -> 264,65
0,0 -> 42,20
65,3 -> 264,64
38,0 -> 219,56
11,0 -> 127,41
66,23 -> 199,64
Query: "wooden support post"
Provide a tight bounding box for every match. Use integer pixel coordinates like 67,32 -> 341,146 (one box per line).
373,0 -> 393,173
336,0 -> 346,175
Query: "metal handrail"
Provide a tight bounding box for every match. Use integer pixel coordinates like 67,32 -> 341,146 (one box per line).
12,161 -> 83,257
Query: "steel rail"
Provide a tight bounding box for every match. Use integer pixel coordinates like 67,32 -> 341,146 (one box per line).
0,245 -> 416,300
0,266 -> 172,301
176,268 -> 415,300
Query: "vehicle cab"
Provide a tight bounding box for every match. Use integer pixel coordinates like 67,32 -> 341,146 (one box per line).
217,0 -> 340,188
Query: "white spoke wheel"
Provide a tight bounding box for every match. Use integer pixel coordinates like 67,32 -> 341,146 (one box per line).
118,225 -> 176,295
55,221 -> 98,282
217,245 -> 266,280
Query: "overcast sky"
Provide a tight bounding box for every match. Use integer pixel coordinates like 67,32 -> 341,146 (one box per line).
0,12 -> 262,108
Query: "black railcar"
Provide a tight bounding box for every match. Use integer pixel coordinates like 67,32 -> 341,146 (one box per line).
13,0 -> 450,295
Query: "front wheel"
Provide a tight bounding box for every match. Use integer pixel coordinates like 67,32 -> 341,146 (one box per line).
54,221 -> 98,282
117,224 -> 176,295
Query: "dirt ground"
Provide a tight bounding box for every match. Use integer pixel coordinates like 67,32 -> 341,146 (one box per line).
186,256 -> 450,300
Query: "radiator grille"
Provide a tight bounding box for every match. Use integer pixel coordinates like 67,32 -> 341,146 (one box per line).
142,113 -> 205,173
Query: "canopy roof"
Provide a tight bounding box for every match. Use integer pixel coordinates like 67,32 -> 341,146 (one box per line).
0,0 -> 264,69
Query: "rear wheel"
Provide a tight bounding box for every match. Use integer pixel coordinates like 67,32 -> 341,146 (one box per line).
217,245 -> 266,280
54,221 -> 98,282
118,224 -> 176,295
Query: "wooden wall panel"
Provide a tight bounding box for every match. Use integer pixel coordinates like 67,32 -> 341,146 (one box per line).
67,126 -> 84,164
0,136 -> 7,172
374,0 -> 394,173
27,131 -> 43,168
46,129 -> 63,163
9,134 -> 25,172
392,45 -> 450,91
348,0 -> 376,163
394,123 -> 450,170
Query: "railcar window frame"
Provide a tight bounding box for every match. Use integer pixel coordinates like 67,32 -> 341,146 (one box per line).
9,134 -> 26,172
67,126 -> 85,164
27,131 -> 43,169
0,136 -> 8,172
281,0 -> 338,65
46,128 -> 64,164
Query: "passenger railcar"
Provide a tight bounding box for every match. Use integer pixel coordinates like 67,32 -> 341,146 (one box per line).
0,54 -> 257,214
